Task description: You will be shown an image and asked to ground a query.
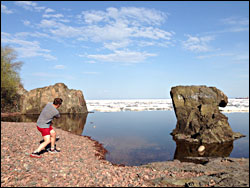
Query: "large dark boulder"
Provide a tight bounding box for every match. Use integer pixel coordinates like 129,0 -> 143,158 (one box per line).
170,85 -> 245,144
20,83 -> 88,114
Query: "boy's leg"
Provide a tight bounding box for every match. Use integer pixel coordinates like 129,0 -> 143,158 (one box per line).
34,135 -> 51,153
49,129 -> 60,152
50,129 -> 56,149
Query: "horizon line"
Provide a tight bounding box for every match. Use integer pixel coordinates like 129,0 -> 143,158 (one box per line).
85,97 -> 249,100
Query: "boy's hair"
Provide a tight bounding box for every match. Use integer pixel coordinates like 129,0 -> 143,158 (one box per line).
53,98 -> 63,105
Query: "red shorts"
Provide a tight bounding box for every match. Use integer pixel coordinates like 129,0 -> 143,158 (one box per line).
37,125 -> 53,136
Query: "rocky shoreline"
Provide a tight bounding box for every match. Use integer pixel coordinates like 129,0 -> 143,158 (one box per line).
1,120 -> 249,187
142,157 -> 249,187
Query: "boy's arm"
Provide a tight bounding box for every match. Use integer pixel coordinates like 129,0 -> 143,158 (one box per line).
54,113 -> 60,119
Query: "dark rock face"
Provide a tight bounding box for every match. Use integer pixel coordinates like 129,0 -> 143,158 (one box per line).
170,85 -> 244,144
20,83 -> 88,114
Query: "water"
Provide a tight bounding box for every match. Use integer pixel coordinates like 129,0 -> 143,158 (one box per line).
83,111 -> 177,166
82,111 -> 249,165
1,111 -> 249,166
225,113 -> 249,158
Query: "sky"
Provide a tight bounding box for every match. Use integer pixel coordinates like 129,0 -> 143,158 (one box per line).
1,1 -> 249,99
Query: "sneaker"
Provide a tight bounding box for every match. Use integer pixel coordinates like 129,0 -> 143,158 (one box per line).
30,152 -> 42,158
49,148 -> 60,153
46,144 -> 57,151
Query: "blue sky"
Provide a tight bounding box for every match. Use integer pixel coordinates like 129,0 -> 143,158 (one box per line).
1,1 -> 249,99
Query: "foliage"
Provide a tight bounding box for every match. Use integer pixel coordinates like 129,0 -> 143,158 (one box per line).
1,46 -> 23,112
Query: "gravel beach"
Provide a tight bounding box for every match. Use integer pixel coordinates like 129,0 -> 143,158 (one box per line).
1,121 -> 249,187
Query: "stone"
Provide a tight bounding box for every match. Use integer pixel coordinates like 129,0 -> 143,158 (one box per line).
198,145 -> 205,153
170,85 -> 245,144
17,84 -> 28,95
19,83 -> 88,114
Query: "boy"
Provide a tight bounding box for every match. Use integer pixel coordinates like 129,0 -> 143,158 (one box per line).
30,98 -> 63,158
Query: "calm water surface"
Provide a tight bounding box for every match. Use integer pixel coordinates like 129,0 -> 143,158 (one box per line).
2,111 -> 249,166
83,111 -> 177,166
82,111 -> 249,166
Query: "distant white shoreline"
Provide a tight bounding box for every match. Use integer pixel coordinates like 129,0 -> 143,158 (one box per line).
86,98 -> 249,113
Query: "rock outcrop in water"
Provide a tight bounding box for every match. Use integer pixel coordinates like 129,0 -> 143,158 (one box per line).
170,85 -> 245,144
19,83 -> 88,114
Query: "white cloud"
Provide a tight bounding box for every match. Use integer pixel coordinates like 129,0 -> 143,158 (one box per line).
22,20 -> 30,26
227,27 -> 249,33
87,50 -> 157,63
32,72 -> 55,77
62,8 -> 72,12
10,6 -> 173,64
132,27 -> 173,40
83,23 -> 133,42
77,56 -> 96,64
34,6 -> 46,12
196,53 -> 234,59
1,32 -> 57,61
196,52 -> 249,63
76,7 -> 171,43
83,72 -> 99,74
38,19 -> 61,28
85,60 -> 96,64
34,6 -> 173,51
14,45 -> 57,61
220,16 -> 249,33
182,34 -> 215,52
119,7 -> 167,25
14,31 -> 50,38
43,13 -> 64,18
32,72 -> 75,80
38,19 -> 83,38
50,25 -> 82,38
83,11 -> 105,24
1,32 -> 11,37
233,54 -> 249,62
15,1 -> 37,7
57,19 -> 70,23
221,16 -> 249,26
45,8 -> 55,13
66,7 -> 171,44
1,4 -> 13,14
205,16 -> 249,35
81,7 -> 167,26
15,1 -> 45,12
103,40 -> 131,50
54,65 -> 66,69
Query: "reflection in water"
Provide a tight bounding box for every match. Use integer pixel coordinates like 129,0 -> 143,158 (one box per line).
53,113 -> 88,135
1,113 -> 88,136
1,114 -> 39,122
82,111 -> 178,166
173,140 -> 233,163
104,136 -> 171,166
